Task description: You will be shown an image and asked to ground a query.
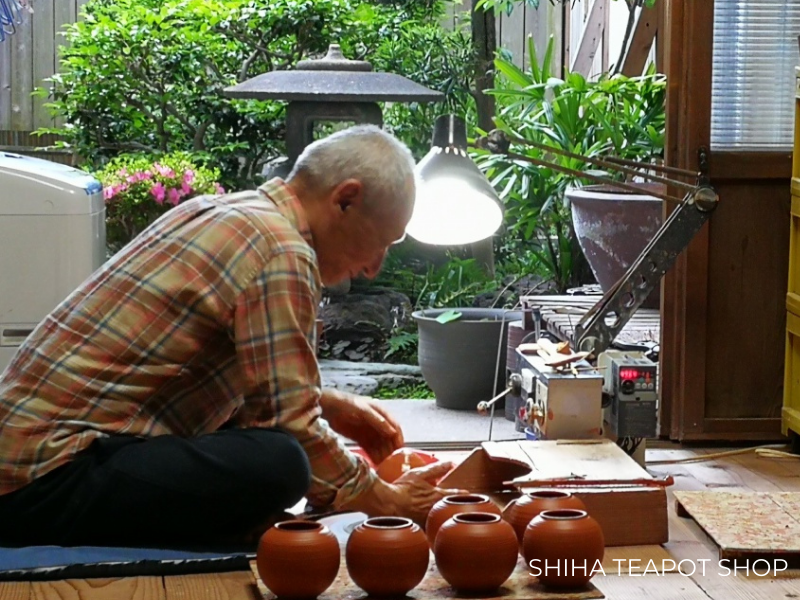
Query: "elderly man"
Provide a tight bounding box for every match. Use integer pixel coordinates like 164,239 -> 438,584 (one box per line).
0,125 -> 459,548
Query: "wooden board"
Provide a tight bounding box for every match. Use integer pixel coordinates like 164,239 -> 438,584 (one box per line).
250,555 -> 604,600
438,441 -> 669,547
519,295 -> 659,348
674,491 -> 800,565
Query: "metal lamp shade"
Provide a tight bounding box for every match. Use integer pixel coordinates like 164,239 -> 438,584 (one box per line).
406,116 -> 504,246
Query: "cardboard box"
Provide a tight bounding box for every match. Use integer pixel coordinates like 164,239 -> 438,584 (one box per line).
438,439 -> 669,547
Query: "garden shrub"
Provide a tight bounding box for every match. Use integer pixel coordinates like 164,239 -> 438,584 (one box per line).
40,0 -> 476,189
94,151 -> 223,253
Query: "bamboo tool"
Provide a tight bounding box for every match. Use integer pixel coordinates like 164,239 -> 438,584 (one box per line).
503,474 -> 675,488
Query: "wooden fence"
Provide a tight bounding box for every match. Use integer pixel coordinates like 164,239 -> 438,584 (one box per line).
442,0 -> 564,74
0,0 -> 88,133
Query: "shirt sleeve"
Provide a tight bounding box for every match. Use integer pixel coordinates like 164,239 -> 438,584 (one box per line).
229,247 -> 377,509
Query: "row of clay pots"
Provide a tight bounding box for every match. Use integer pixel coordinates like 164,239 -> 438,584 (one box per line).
426,491 -> 605,590
256,517 -> 430,599
256,490 -> 605,599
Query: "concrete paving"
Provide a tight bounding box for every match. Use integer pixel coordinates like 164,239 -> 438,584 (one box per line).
376,399 -> 526,445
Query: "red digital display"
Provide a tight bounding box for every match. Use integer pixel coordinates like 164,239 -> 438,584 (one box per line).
619,368 -> 640,380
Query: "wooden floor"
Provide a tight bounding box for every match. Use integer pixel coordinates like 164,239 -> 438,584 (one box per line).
521,294 -> 660,347
2,445 -> 800,599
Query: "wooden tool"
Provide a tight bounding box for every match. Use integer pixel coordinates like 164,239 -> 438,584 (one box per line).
504,475 -> 675,488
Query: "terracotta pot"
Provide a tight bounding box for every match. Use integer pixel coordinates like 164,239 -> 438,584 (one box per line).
376,447 -> 438,483
522,509 -> 605,589
256,520 -> 340,599
434,512 -> 518,593
425,493 -> 501,547
345,516 -> 429,596
503,490 -> 587,547
568,183 -> 665,309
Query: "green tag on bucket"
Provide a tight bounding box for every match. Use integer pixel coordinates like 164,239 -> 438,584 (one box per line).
435,310 -> 462,324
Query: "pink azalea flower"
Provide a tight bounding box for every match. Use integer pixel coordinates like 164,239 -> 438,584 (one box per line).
214,183 -> 225,195
103,187 -> 115,200
183,169 -> 195,185
167,187 -> 181,206
154,164 -> 175,178
150,182 -> 166,204
181,181 -> 192,195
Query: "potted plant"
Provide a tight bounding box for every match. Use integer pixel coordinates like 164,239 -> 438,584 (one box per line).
475,37 -> 666,301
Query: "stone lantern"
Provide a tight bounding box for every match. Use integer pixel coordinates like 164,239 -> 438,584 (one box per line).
223,44 -> 444,175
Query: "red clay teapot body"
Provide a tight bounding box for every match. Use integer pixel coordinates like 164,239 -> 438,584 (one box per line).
523,509 -> 605,589
345,516 -> 429,597
376,447 -> 438,483
434,512 -> 518,593
425,493 -> 502,546
256,520 -> 340,599
503,489 -> 586,546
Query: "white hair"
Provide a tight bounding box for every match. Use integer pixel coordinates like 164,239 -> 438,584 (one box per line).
287,124 -> 416,215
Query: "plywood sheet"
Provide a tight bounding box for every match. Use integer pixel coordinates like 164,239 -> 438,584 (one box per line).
250,555 -> 604,600
674,491 -> 800,563
481,440 -> 657,485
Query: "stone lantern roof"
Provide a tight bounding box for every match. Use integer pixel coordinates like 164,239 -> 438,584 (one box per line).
223,44 -> 444,103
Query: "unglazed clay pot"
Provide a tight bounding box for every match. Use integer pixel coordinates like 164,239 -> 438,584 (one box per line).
503,490 -> 586,547
434,512 -> 519,593
425,493 -> 502,546
523,509 -> 605,589
345,516 -> 429,596
376,447 -> 438,483
256,520 -> 340,599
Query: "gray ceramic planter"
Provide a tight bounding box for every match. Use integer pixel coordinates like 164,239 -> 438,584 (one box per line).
413,308 -> 522,410
568,183 -> 664,309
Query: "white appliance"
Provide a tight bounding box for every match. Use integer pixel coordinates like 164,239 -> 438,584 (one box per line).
0,152 -> 106,373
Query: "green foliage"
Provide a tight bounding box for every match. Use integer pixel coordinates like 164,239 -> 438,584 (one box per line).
373,380 -> 434,399
38,0 -> 476,187
370,19 -> 478,158
384,330 -> 419,363
474,35 -> 666,292
95,151 -> 223,253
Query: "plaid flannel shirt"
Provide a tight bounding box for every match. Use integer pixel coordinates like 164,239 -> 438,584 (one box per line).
0,178 -> 375,508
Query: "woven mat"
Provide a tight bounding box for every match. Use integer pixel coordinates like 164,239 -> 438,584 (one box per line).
250,554 -> 604,600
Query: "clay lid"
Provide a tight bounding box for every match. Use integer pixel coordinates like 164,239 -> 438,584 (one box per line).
223,43 -> 444,103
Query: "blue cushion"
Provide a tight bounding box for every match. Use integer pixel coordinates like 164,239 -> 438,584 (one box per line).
0,545 -> 255,581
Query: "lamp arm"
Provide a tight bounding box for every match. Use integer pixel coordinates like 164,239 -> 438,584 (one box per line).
572,178 -> 718,355
472,145 -> 686,204
476,130 -> 700,194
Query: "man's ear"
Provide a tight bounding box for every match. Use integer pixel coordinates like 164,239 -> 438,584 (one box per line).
332,179 -> 364,213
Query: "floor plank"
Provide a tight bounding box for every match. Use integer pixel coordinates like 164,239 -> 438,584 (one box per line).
0,582 -> 31,600
593,572 -> 711,600
31,577 -> 164,600
667,539 -> 800,600
163,572 -> 259,600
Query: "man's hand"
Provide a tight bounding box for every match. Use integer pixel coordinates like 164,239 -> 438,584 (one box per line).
319,388 -> 404,465
341,462 -> 469,526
